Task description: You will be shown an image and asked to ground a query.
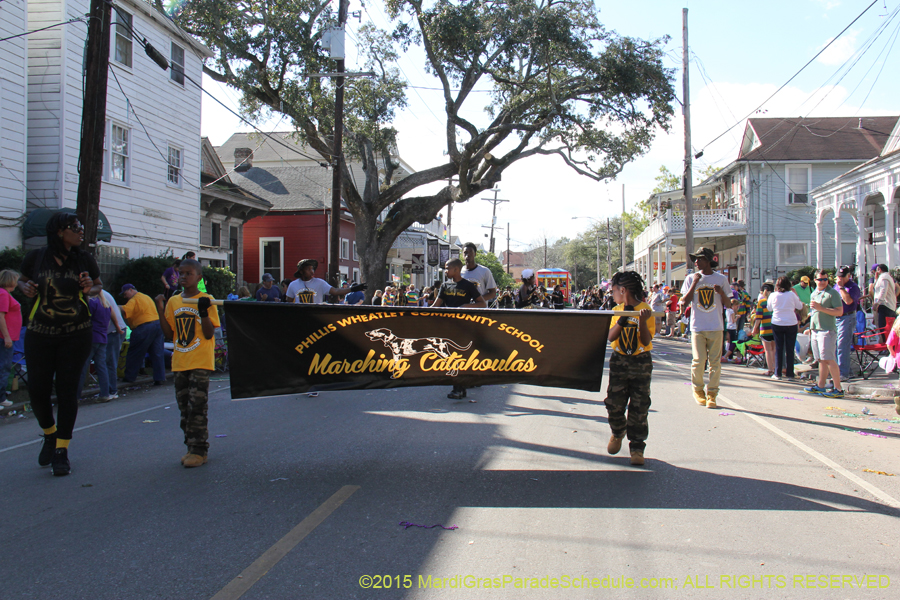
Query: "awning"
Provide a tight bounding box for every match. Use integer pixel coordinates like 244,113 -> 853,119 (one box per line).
22,208 -> 113,242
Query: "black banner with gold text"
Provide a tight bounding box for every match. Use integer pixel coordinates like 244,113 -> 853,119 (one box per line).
224,304 -> 611,399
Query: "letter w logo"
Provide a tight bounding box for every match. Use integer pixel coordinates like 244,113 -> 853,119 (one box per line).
698,288 -> 715,310
620,321 -> 639,355
175,313 -> 196,347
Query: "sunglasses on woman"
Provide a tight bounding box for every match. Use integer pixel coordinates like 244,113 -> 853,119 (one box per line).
67,223 -> 84,233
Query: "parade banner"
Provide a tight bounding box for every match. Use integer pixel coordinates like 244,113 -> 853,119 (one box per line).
426,238 -> 439,266
439,243 -> 450,265
224,303 -> 612,399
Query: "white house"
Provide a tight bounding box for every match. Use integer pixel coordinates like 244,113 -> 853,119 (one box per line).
0,0 -> 28,249
26,0 -> 212,276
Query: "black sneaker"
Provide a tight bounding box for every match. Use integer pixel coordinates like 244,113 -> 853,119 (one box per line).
447,387 -> 467,400
39,433 -> 57,467
51,448 -> 70,476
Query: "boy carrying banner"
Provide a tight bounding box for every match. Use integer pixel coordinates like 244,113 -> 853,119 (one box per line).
605,271 -> 654,466
155,259 -> 220,468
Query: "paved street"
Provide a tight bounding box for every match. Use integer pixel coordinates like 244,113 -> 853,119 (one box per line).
1,337 -> 898,600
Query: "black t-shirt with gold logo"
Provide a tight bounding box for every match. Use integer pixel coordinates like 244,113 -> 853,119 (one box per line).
438,278 -> 481,307
21,247 -> 100,337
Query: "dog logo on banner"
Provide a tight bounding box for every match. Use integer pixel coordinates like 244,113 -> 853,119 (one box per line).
697,287 -> 716,312
365,328 -> 472,377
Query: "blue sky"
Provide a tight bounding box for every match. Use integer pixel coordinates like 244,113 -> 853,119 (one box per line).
201,0 -> 900,253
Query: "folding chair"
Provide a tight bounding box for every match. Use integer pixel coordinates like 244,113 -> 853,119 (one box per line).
853,316 -> 894,380
736,334 -> 766,369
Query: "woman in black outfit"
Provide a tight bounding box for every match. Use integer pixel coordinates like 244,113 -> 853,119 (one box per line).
19,212 -> 102,476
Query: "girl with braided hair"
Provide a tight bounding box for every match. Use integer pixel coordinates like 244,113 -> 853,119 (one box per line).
605,270 -> 654,466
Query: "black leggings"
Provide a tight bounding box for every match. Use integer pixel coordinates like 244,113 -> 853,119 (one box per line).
25,330 -> 93,439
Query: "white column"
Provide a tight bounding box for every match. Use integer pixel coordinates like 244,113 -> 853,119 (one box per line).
815,215 -> 824,270
656,243 -> 662,284
857,205 -> 867,282
833,213 -> 842,271
665,237 -> 672,287
885,201 -> 897,270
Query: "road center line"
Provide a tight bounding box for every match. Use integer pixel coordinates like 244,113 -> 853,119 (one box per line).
657,358 -> 900,510
210,485 -> 360,600
0,385 -> 232,454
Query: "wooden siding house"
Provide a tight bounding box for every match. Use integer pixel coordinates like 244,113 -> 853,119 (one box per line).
25,0 -> 212,278
634,116 -> 899,292
0,0 -> 28,249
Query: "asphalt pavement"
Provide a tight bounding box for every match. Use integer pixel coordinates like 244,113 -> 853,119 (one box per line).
1,339 -> 898,600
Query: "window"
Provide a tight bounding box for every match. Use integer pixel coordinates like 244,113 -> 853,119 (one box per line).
340,238 -> 350,260
352,268 -> 360,283
114,9 -> 133,67
211,222 -> 221,247
106,122 -> 130,184
777,242 -> 810,266
786,165 -> 810,204
229,226 -> 239,274
167,145 -> 182,187
170,42 -> 185,85
352,241 -> 358,261
260,238 -> 284,283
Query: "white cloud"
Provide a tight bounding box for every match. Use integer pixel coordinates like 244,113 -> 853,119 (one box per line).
816,29 -> 858,66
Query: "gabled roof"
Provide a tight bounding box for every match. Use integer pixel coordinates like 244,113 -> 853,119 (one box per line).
737,116 -> 899,162
226,165 -> 337,211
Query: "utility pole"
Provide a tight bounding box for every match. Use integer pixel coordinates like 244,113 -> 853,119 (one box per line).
621,183 -> 627,271
76,0 -> 112,255
506,224 -> 510,274
595,233 -> 601,286
543,237 -> 548,269
481,187 -> 509,254
683,7 -> 694,265
606,219 -> 612,280
328,0 -> 349,288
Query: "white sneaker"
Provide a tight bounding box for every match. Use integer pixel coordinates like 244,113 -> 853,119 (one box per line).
0,399 -> 12,407
108,393 -> 119,400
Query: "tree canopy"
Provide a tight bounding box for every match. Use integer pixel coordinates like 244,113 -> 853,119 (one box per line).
166,0 -> 675,293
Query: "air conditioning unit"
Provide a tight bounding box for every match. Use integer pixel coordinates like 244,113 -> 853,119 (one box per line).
789,193 -> 808,204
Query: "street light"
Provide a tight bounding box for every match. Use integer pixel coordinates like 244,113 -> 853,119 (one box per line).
573,216 -> 603,286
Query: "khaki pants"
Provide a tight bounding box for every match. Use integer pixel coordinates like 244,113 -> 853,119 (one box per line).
691,330 -> 724,395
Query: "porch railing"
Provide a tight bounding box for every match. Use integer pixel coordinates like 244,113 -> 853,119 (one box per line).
634,208 -> 747,253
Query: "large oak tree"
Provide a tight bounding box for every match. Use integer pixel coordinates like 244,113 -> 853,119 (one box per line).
164,0 -> 675,296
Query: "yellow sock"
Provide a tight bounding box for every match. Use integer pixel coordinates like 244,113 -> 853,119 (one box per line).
42,425 -> 57,436
56,438 -> 70,449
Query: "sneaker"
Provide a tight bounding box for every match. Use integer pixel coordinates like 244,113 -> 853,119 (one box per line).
607,435 -> 624,455
108,393 -> 119,400
182,453 -> 207,468
95,396 -> 111,404
1,399 -> 12,407
630,450 -> 645,466
693,389 -> 707,407
822,389 -> 845,399
840,376 -> 850,382
804,385 -> 827,395
447,387 -> 467,400
770,374 -> 781,380
153,381 -> 164,386
39,433 -> 57,467
51,448 -> 70,476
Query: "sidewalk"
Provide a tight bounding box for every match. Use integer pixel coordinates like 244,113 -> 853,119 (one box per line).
0,371 -> 176,423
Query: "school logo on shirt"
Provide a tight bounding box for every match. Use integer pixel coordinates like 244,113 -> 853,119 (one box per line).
619,318 -> 640,355
697,287 -> 716,311
174,309 -> 200,352
297,289 -> 316,304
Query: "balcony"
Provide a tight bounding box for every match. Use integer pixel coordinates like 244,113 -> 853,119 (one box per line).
635,208 -> 747,253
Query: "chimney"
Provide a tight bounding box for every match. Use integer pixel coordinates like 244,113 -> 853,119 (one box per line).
234,148 -> 253,171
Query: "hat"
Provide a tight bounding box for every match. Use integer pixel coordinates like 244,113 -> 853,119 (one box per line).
120,283 -> 135,295
838,265 -> 854,276
872,263 -> 887,273
521,268 -> 535,279
663,285 -> 670,291
262,273 -> 274,282
688,247 -> 718,267
294,259 -> 318,277
800,275 -> 810,284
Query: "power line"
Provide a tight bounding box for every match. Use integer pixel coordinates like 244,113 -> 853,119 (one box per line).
698,0 -> 879,153
0,16 -> 86,43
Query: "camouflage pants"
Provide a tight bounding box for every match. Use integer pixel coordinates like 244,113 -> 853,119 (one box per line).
175,369 -> 212,456
605,352 -> 652,452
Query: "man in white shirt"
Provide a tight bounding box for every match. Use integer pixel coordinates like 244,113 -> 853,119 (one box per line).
460,242 -> 497,305
680,247 -> 732,409
285,259 -> 365,304
871,264 -> 897,339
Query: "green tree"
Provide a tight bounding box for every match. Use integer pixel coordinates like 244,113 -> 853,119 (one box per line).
652,165 -> 681,194
167,0 -> 674,299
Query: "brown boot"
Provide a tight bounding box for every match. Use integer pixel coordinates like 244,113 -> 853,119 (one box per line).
894,396 -> 899,416
693,388 -> 707,407
706,392 -> 718,409
630,450 -> 645,466
183,454 -> 208,468
607,434 -> 624,455
180,453 -> 190,465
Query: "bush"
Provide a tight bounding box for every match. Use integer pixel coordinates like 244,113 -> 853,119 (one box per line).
202,266 -> 236,299
110,254 -> 175,303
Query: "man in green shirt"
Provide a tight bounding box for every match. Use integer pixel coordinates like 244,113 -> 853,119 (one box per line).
793,275 -> 812,328
804,270 -> 844,398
